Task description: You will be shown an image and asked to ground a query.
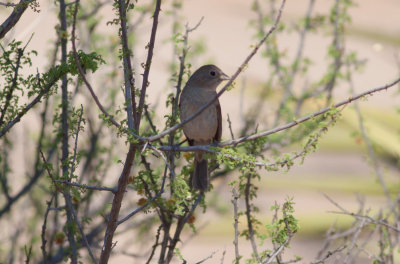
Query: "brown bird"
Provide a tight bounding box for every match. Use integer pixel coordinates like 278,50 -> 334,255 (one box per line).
179,65 -> 229,191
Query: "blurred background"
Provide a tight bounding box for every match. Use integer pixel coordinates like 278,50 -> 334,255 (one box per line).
1,0 -> 400,263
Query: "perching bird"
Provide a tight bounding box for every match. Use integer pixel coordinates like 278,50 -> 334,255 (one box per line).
179,65 -> 229,191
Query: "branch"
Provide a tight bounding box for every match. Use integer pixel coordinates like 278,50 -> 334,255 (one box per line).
232,188 -> 240,264
136,0 -> 161,129
0,76 -> 59,138
222,76 -> 400,146
41,194 -> 55,263
309,245 -> 346,264
59,0 -> 78,261
155,75 -> 400,155
348,65 -> 392,205
55,180 -> 117,193
119,0 -> 136,129
0,0 -> 32,39
328,211 -> 400,233
70,1 -> 122,131
70,204 -> 99,264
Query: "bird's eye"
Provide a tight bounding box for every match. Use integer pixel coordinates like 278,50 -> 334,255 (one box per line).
210,71 -> 216,76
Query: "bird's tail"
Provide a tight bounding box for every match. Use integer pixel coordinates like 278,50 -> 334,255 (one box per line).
192,158 -> 209,191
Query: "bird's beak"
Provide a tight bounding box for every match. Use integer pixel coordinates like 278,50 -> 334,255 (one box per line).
219,72 -> 230,81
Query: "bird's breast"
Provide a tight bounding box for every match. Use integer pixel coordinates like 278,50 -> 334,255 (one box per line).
180,90 -> 219,142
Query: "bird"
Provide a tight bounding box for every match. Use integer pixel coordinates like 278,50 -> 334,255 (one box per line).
179,64 -> 229,191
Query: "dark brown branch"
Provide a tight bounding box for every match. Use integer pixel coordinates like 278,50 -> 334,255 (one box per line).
99,143 -> 137,263
59,0 -> 78,261
0,0 -> 32,39
41,194 -> 55,263
119,0 -> 136,129
136,0 -> 161,129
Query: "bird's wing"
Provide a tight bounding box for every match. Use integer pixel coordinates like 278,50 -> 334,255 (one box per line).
214,99 -> 222,142
179,88 -> 195,146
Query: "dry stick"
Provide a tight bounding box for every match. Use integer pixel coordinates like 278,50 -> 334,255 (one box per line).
309,245 -> 346,264
145,0 -> 287,143
232,188 -> 240,264
136,0 -> 161,129
196,251 -> 218,264
328,211 -> 400,233
343,216 -> 368,263
227,114 -> 235,140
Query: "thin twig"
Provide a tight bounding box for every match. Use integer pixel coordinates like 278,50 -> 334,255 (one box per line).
145,224 -> 162,264
328,211 -> 400,232
245,172 -> 259,261
227,114 -> 235,140
55,180 -> 117,193
0,76 -> 59,138
70,204 -> 99,264
348,64 -> 392,205
309,245 -> 346,264
136,0 -> 162,129
232,188 -> 240,264
119,0 -> 136,129
0,2 -> 17,7
196,250 -> 218,264
40,194 -> 55,263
